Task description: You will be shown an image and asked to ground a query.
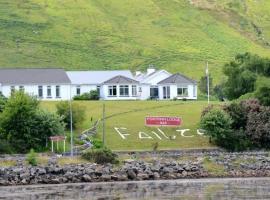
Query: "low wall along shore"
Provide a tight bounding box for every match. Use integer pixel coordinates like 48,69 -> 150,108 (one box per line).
1,151 -> 270,186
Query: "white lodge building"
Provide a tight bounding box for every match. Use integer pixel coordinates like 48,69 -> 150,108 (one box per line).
0,68 -> 197,100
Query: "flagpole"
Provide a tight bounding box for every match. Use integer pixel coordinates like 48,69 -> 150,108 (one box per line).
206,61 -> 210,104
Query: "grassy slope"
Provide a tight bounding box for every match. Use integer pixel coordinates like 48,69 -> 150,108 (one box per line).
41,101 -> 216,150
0,0 -> 270,83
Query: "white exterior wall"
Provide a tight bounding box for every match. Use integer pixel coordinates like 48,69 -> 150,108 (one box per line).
138,84 -> 150,100
101,84 -> 139,100
71,84 -> 97,98
143,71 -> 171,85
158,84 -> 197,100
1,84 -> 71,100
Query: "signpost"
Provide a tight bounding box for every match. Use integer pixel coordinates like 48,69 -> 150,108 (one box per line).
145,116 -> 182,127
50,136 -> 66,153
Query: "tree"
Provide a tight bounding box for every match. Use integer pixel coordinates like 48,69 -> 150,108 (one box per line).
0,91 -> 64,153
223,60 -> 257,100
256,86 -> 270,106
198,74 -> 213,95
56,101 -> 85,129
0,92 -> 7,112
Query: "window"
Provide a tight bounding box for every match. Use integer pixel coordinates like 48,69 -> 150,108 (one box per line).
56,85 -> 60,98
139,87 -> 142,93
132,85 -> 137,96
76,86 -> 81,95
177,86 -> 188,97
193,85 -> 196,97
120,85 -> 129,96
10,86 -> 15,93
19,86 -> 24,91
97,85 -> 100,95
38,86 -> 43,98
163,86 -> 170,99
108,85 -> 117,96
150,86 -> 159,98
47,86 -> 52,98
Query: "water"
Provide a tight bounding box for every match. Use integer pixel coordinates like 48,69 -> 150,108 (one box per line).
1,178 -> 270,200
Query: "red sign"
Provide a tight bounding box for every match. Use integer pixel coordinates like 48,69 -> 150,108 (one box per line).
145,116 -> 182,127
49,136 -> 66,141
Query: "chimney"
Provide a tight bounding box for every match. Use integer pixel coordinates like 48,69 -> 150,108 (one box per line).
147,68 -> 155,75
135,71 -> 141,76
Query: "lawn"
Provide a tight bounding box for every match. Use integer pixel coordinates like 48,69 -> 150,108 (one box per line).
41,100 -> 218,151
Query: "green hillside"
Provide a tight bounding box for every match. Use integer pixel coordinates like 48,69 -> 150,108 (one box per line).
0,0 -> 270,82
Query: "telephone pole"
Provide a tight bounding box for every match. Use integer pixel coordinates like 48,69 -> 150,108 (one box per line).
102,102 -> 106,147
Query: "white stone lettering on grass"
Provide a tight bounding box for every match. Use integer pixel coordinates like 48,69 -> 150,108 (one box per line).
151,131 -> 162,140
139,132 -> 153,139
157,128 -> 169,139
197,129 -> 206,137
176,129 -> 194,137
114,127 -> 130,139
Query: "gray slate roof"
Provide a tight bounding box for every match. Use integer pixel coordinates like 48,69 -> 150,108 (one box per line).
158,73 -> 197,85
0,68 -> 71,84
103,75 -> 139,84
67,70 -> 134,84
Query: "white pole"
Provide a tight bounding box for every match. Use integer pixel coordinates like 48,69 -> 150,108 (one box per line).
63,139 -> 66,153
51,140 -> 54,153
206,61 -> 210,104
69,86 -> 74,157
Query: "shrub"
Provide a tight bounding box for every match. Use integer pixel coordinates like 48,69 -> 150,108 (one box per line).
56,101 -> 85,129
223,102 -> 247,130
82,148 -> 119,164
256,86 -> 270,106
26,149 -> 37,166
73,93 -> 90,100
0,91 -> 64,153
92,138 -> 103,149
201,104 -> 214,118
0,139 -> 14,154
246,106 -> 270,148
0,92 -> 7,112
200,109 -> 247,151
89,90 -> 99,100
73,90 -> 99,100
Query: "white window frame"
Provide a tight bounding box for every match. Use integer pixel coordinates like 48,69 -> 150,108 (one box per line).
132,85 -> 137,96
177,86 -> 188,97
47,86 -> 52,98
76,86 -> 81,95
38,86 -> 43,98
10,86 -> 15,93
108,85 -> 117,96
19,86 -> 24,92
120,85 -> 129,97
56,85 -> 61,98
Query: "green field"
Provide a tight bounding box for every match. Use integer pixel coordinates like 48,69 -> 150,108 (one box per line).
41,101 -> 217,150
1,0 -> 270,83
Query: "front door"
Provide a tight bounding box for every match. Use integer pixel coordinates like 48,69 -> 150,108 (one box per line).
163,86 -> 170,99
150,86 -> 159,99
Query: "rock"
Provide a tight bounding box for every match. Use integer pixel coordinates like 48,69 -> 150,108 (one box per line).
50,178 -> 60,184
127,169 -> 136,180
82,174 -> 91,182
101,175 -> 111,181
137,173 -> 148,180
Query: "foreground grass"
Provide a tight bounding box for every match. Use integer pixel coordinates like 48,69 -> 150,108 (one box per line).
41,100 -> 218,151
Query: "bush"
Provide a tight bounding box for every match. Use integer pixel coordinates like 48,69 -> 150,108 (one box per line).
56,101 -> 85,129
91,138 -> 103,149
89,90 -> 99,100
0,139 -> 14,154
26,149 -> 37,166
82,148 -> 119,164
200,109 -> 233,148
73,93 -> 90,100
0,92 -> 7,112
73,90 -> 99,100
0,91 -> 65,153
246,106 -> 270,148
256,86 -> 270,106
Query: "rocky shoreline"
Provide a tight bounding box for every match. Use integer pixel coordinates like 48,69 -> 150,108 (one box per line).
1,151 -> 270,186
